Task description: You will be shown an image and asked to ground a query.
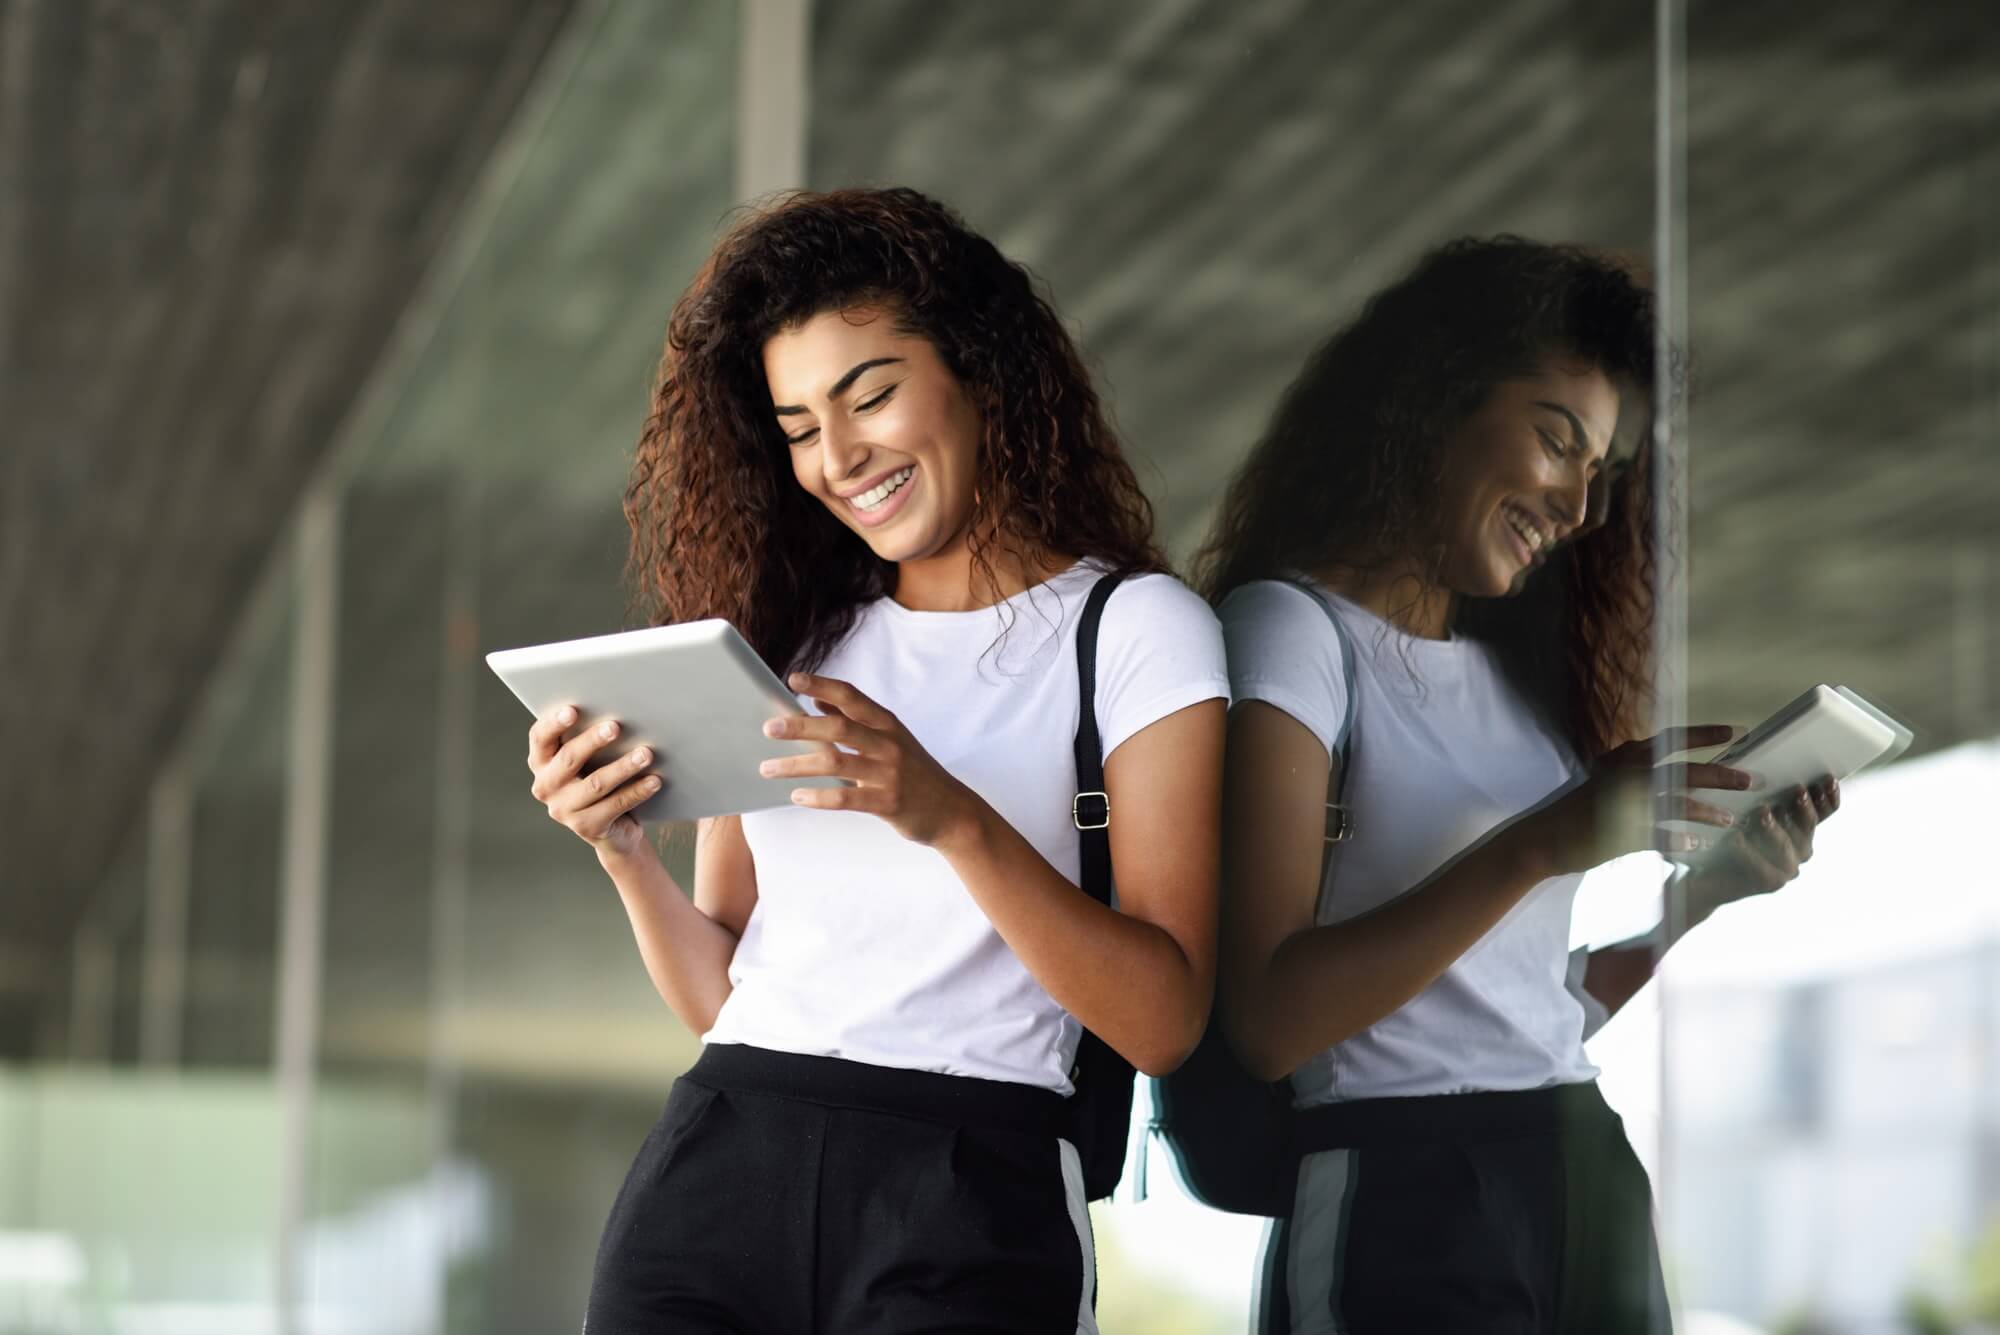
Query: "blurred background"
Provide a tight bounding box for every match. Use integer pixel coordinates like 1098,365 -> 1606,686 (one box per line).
2,0 -> 1995,1331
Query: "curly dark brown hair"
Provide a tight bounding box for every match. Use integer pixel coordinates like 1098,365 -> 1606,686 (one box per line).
623,187 -> 1166,675
1191,236 -> 1667,761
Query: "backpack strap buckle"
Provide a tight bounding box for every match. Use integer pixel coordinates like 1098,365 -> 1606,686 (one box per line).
1324,802 -> 1354,843
1073,791 -> 1110,830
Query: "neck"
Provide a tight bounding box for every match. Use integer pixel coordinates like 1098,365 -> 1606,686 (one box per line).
1314,559 -> 1455,640
891,530 -> 1072,612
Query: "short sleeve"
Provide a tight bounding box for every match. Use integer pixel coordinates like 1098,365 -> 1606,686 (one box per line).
1092,574 -> 1231,759
1217,580 -> 1350,758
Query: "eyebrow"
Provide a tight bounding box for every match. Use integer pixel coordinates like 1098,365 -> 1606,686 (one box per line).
1532,400 -> 1598,459
772,357 -> 905,416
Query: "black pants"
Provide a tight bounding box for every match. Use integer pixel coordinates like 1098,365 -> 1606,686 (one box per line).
584,1043 -> 1097,1334
1256,1081 -> 1672,1334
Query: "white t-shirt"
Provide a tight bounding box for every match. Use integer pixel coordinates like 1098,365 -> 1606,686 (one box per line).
1219,578 -> 1604,1106
704,562 -> 1231,1094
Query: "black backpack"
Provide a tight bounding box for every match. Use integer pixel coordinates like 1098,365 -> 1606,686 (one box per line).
1063,571 -> 1138,1201
1149,578 -> 1360,1216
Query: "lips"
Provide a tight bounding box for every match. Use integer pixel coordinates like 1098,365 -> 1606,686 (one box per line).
1501,503 -> 1553,564
849,465 -> 914,511
844,464 -> 918,528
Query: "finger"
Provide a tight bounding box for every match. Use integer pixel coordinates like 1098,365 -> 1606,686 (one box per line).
788,784 -> 864,811
1661,795 -> 1738,828
788,673 -> 897,730
1642,725 -> 1740,758
555,717 -> 623,779
1722,820 -> 1793,889
759,750 -> 884,783
527,704 -> 579,768
763,712 -> 873,751
1658,761 -> 1755,793
1812,775 -> 1841,820
531,713 -> 613,801
1659,828 -> 1715,858
1750,805 -> 1804,879
575,771 -> 666,837
551,744 -> 654,816
1783,785 -> 1821,840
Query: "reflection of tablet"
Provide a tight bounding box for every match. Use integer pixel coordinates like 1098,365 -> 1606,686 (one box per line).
486,621 -> 839,824
1671,683 -> 1912,835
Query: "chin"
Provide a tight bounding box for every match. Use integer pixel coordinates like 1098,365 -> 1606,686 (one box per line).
856,523 -> 939,564
1471,560 -> 1534,599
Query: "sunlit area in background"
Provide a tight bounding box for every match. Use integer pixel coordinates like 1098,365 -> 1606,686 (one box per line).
2,0 -> 1992,1332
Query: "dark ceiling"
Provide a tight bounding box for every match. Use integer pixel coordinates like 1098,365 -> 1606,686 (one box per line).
2,0 -> 579,945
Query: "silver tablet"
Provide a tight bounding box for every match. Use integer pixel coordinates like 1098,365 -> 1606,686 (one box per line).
486,620 -> 840,824
1668,683 -> 1912,845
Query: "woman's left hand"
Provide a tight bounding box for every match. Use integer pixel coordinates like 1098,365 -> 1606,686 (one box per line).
1683,776 -> 1840,920
758,672 -> 981,847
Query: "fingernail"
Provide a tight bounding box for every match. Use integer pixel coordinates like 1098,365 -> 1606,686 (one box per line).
763,719 -> 783,737
632,748 -> 651,766
644,776 -> 661,791
788,673 -> 806,688
559,706 -> 576,724
758,760 -> 778,777
601,722 -> 617,739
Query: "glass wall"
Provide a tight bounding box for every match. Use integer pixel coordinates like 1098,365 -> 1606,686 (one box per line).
1654,2 -> 2000,1329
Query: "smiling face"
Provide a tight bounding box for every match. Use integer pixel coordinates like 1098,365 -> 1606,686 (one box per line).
1431,358 -> 1625,598
762,304 -> 986,567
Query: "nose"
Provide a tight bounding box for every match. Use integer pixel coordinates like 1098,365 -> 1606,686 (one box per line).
819,417 -> 870,487
1549,470 -> 1591,536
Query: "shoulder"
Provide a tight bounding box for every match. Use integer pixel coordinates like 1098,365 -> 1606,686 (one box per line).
1084,571 -> 1230,754
1217,579 -> 1348,671
1217,577 -> 1328,633
1090,571 -> 1225,675
1098,570 -> 1220,636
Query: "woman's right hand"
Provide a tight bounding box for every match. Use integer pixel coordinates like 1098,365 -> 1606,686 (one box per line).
526,705 -> 666,860
1534,724 -> 1753,876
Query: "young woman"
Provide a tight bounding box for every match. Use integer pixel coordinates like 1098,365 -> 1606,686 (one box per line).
522,188 -> 1227,1334
1198,237 -> 1839,1334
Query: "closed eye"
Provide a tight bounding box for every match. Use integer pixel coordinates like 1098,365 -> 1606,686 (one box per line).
784,424 -> 818,447
1537,427 -> 1569,459
855,383 -> 897,413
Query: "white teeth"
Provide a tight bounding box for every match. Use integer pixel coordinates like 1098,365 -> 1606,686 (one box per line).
1505,507 -> 1548,553
851,466 -> 914,512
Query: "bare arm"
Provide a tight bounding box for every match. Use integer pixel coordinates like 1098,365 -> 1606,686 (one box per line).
1217,701 -> 1553,1081
527,706 -> 758,1036
932,699 -> 1225,1077
598,815 -> 758,1035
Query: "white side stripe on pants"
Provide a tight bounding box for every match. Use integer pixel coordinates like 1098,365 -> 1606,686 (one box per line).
1057,1139 -> 1099,1335
1286,1148 -> 1358,1334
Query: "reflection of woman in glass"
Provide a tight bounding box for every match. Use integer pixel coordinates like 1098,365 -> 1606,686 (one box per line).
1199,238 -> 1838,1333
523,188 -> 1227,1333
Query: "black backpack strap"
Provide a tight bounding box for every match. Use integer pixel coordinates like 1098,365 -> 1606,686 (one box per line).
1072,572 -> 1127,905
1282,578 -> 1361,906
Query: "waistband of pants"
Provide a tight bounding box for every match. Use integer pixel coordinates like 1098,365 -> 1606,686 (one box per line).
685,1042 -> 1068,1139
1293,1079 -> 1615,1152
